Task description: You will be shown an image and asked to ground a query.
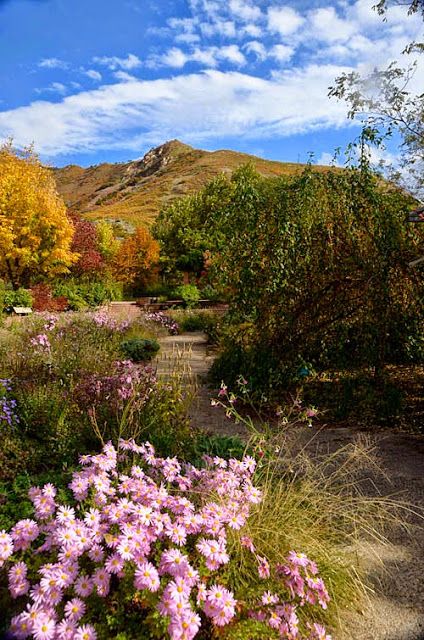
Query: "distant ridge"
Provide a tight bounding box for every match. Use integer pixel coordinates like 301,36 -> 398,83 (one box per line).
53,140 -> 329,228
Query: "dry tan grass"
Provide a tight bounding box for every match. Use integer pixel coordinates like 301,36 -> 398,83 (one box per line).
53,140 -> 337,228
223,421 -> 423,633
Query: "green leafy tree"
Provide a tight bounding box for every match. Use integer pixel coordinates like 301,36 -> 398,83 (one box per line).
157,161 -> 423,393
153,174 -> 231,280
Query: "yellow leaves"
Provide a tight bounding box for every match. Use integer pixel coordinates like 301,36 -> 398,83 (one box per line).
0,143 -> 77,287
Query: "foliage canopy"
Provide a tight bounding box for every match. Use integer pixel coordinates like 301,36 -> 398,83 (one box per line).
113,226 -> 160,290
0,143 -> 77,288
156,162 -> 424,393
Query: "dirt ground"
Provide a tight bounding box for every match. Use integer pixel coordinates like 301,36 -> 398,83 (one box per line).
156,332 -> 424,640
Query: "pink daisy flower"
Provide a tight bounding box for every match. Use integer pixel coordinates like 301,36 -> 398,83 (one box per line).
64,597 -> 86,621
74,575 -> 94,597
56,620 -> 77,640
74,624 -> 97,640
32,616 -> 56,640
134,561 -> 160,592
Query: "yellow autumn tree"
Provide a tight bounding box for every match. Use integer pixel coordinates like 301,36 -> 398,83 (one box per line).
96,220 -> 120,262
113,226 -> 160,289
0,142 -> 77,289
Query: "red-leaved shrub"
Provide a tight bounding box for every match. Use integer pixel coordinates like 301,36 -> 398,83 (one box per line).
30,284 -> 68,312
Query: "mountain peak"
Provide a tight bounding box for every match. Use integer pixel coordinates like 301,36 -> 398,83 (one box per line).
140,139 -> 193,162
128,140 -> 195,177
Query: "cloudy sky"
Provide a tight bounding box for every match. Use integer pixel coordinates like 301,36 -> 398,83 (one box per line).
0,0 -> 422,166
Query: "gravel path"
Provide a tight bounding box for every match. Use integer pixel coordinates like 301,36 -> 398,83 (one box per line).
157,332 -> 424,640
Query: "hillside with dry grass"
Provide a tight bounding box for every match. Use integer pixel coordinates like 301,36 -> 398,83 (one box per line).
54,140 -> 331,229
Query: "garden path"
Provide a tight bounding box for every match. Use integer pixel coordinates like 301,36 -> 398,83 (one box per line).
156,331 -> 424,640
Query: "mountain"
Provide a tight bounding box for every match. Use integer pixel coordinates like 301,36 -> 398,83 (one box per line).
54,140 -> 329,229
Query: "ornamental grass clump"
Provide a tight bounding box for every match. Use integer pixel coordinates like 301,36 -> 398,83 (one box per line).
1,439 -> 332,640
212,383 -> 416,632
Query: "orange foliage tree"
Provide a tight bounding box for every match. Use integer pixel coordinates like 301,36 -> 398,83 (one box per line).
0,142 -> 77,289
113,226 -> 160,289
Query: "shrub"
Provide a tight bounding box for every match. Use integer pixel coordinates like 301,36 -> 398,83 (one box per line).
302,371 -> 406,425
30,284 -> 68,313
2,287 -> 33,311
0,439 -> 333,640
120,337 -> 160,362
175,284 -> 201,309
0,280 -> 5,319
179,312 -> 205,332
142,283 -> 174,299
200,284 -> 222,302
0,312 -> 199,483
53,280 -> 123,310
157,163 -> 424,417
0,436 -> 30,484
169,310 -> 222,343
13,382 -> 82,469
135,370 -> 196,460
1,311 -> 132,387
192,433 -> 247,465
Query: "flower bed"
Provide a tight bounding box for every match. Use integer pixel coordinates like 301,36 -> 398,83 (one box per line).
1,440 -> 331,640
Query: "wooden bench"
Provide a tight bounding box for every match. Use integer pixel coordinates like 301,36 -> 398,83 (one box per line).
12,306 -> 33,316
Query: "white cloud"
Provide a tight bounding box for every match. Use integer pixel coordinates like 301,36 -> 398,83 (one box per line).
168,17 -> 200,43
114,71 -> 137,82
267,6 -> 305,37
192,48 -> 220,66
92,53 -> 141,71
84,69 -> 102,81
35,82 -> 67,95
242,23 -> 262,37
309,7 -> 356,44
317,151 -> 341,166
348,0 -> 382,27
270,44 -> 294,63
244,41 -> 294,64
218,44 -> 246,65
228,0 -> 261,22
5,0 -> 423,161
0,67 -> 350,157
38,58 -> 69,70
244,40 -> 267,61
157,47 -> 189,68
151,44 -> 246,69
199,19 -> 236,38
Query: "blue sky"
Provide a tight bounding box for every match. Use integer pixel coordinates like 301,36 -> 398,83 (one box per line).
0,0 -> 422,167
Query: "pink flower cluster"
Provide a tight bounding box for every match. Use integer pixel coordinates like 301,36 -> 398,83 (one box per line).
91,311 -> 129,333
278,552 -> 330,610
74,360 -> 156,411
29,333 -> 51,352
145,312 -> 179,335
2,440 -> 331,640
39,314 -> 59,332
247,550 -> 331,639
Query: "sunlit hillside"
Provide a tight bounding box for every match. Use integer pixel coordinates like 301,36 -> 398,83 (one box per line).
54,140 -> 332,228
